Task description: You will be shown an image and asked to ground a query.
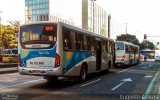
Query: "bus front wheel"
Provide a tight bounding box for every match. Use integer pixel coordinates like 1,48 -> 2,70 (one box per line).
79,66 -> 87,81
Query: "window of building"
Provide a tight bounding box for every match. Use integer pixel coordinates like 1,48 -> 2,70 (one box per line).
29,0 -> 32,4
25,0 -> 29,6
33,0 -> 35,4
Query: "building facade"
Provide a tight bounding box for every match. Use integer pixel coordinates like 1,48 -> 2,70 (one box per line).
24,0 -> 110,37
25,0 -> 73,24
25,0 -> 49,23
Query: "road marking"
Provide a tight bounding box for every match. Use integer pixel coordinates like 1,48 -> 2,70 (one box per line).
159,86 -> 160,94
148,65 -> 153,67
144,76 -> 153,78
141,67 -> 148,69
0,79 -> 44,89
117,68 -> 129,73
111,78 -> 132,91
80,79 -> 101,87
139,63 -> 143,65
142,69 -> 160,100
111,81 -> 126,91
117,66 -> 137,74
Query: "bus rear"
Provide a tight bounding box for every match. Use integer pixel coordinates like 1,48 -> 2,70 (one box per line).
18,23 -> 62,76
115,42 -> 126,66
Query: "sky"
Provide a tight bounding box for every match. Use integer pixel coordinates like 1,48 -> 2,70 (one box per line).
0,0 -> 160,47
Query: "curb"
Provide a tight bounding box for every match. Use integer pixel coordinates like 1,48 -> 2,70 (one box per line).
0,63 -> 18,68
0,67 -> 18,74
0,70 -> 18,74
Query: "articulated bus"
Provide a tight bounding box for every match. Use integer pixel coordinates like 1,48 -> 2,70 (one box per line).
115,41 -> 139,66
18,22 -> 115,81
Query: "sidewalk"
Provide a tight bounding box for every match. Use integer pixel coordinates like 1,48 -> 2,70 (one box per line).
0,63 -> 18,74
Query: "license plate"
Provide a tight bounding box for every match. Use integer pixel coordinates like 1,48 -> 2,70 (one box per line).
32,70 -> 43,74
29,61 -> 44,66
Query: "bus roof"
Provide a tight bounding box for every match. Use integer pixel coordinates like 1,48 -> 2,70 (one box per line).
20,21 -> 114,42
60,22 -> 113,41
116,41 -> 139,48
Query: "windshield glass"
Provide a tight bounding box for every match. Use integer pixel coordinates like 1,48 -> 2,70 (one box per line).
20,23 -> 57,49
116,42 -> 124,50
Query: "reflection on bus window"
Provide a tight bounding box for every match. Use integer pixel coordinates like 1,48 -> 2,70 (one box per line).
116,42 -> 124,50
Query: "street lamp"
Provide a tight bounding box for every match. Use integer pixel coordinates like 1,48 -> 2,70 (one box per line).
124,23 -> 128,41
124,23 -> 128,34
91,0 -> 96,33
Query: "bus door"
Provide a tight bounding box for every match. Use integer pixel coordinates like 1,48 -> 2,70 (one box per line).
96,39 -> 101,71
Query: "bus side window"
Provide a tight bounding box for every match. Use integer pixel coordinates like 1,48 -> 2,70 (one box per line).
125,45 -> 129,53
87,36 -> 95,52
63,28 -> 76,51
106,40 -> 108,53
109,42 -> 112,53
63,28 -> 72,50
126,45 -> 131,53
101,40 -> 106,53
75,33 -> 86,51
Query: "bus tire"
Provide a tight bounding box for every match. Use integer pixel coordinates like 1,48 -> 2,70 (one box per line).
79,65 -> 87,81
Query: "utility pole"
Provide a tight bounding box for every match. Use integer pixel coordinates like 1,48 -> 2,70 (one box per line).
124,23 -> 128,41
124,23 -> 128,34
82,0 -> 88,30
108,14 -> 111,38
91,0 -> 96,33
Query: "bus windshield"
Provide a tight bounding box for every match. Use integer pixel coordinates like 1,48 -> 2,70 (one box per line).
20,24 -> 57,49
116,42 -> 124,50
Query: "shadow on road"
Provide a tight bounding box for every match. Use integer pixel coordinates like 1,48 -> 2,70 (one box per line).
24,71 -> 116,91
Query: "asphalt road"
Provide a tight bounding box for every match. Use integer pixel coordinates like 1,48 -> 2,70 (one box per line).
0,62 -> 160,100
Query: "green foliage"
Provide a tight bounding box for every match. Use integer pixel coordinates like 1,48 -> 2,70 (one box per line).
116,34 -> 140,46
0,20 -> 19,50
140,40 -> 155,50
116,34 -> 155,50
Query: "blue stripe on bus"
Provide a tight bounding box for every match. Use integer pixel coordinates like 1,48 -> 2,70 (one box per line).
63,51 -> 95,71
20,45 -> 57,67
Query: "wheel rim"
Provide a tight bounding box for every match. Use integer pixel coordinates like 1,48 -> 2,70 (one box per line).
81,69 -> 86,80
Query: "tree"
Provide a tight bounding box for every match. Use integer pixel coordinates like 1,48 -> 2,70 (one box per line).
0,24 -> 6,51
116,34 -> 140,46
0,20 -> 20,49
140,40 -> 155,50
8,20 -> 20,33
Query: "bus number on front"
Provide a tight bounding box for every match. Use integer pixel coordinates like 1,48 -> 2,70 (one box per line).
30,62 -> 44,66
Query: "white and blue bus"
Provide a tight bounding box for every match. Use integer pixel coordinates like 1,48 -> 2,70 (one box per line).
18,22 -> 115,81
115,41 -> 140,66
